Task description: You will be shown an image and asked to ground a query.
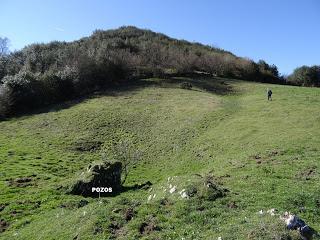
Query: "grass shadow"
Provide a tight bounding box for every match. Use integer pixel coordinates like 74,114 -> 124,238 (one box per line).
1,75 -> 237,121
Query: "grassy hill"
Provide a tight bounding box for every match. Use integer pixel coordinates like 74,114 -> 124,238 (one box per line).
0,77 -> 319,239
0,26 -> 282,118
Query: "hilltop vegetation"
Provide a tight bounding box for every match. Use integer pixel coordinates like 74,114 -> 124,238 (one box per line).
287,65 -> 320,87
0,26 -> 282,117
0,77 -> 319,239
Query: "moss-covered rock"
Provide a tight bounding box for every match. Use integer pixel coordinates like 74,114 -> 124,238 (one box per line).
68,161 -> 122,197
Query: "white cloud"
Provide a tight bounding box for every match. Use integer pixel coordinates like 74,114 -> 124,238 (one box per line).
54,27 -> 65,32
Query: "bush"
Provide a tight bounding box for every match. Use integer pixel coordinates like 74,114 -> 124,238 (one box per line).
184,174 -> 227,201
0,70 -> 42,116
180,82 -> 192,90
40,71 -> 75,103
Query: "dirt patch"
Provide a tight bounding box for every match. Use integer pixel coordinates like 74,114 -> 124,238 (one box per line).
267,149 -> 283,157
227,201 -> 238,209
0,219 -> 9,233
71,140 -> 103,152
109,221 -> 120,233
296,167 -> 317,180
0,204 -> 7,212
253,154 -> 262,160
7,177 -> 33,187
139,218 -> 161,235
159,197 -> 173,206
124,207 -> 135,221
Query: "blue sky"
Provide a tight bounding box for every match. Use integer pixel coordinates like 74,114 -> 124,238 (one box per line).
0,0 -> 319,75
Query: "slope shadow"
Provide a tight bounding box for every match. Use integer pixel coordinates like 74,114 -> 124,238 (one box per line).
1,76 -> 236,121
161,76 -> 236,95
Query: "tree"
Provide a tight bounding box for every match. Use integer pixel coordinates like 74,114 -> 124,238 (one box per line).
102,139 -> 141,185
0,37 -> 9,56
287,65 -> 320,87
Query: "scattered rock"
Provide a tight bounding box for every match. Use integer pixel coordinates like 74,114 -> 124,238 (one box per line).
267,208 -> 277,216
68,161 -> 122,197
179,189 -> 189,199
169,186 -> 177,194
281,212 -> 318,240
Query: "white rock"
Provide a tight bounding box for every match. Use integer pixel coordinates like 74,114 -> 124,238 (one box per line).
267,208 -> 276,216
169,186 -> 177,193
179,189 -> 185,194
181,191 -> 189,199
153,194 -> 156,199
258,210 -> 264,215
148,194 -> 152,202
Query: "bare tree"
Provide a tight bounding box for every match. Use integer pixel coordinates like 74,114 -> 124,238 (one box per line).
101,139 -> 141,185
0,37 -> 9,56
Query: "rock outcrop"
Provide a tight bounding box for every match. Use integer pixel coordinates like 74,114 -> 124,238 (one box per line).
68,161 -> 122,197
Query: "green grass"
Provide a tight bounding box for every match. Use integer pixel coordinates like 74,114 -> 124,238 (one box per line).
0,77 -> 320,239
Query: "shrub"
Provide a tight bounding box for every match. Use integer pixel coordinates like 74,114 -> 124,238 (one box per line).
287,65 -> 320,87
180,82 -> 192,90
40,71 -> 75,103
0,70 -> 41,115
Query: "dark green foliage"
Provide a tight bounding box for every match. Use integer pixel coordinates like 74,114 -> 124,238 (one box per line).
180,82 -> 192,90
0,26 -> 282,117
0,70 -> 42,115
287,65 -> 320,87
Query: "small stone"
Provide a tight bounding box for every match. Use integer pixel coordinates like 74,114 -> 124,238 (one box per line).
169,186 -> 177,193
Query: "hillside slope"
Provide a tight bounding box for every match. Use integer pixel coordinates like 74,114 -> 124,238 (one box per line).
0,77 -> 320,239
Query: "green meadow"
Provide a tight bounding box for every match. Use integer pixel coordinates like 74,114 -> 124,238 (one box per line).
0,77 -> 319,239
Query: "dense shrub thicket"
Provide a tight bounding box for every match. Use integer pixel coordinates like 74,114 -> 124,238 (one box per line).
0,26 -> 282,117
287,65 -> 320,87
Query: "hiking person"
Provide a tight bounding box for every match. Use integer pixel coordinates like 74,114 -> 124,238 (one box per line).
267,88 -> 273,101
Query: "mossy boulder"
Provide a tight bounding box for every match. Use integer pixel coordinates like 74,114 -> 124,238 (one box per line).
68,161 -> 122,197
